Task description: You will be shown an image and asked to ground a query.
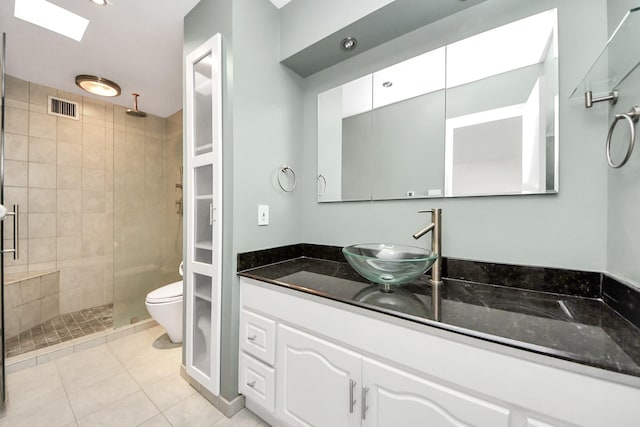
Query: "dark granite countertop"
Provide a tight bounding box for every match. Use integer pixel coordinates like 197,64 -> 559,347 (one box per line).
239,257 -> 640,378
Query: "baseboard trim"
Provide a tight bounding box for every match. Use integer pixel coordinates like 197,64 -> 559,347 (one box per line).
180,365 -> 245,417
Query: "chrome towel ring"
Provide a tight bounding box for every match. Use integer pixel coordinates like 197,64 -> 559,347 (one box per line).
606,106 -> 640,168
278,165 -> 296,192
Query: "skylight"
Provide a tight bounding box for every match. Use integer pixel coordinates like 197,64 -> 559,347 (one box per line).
14,0 -> 90,42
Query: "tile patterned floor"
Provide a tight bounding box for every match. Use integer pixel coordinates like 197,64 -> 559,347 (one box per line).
6,304 -> 113,357
0,325 -> 268,427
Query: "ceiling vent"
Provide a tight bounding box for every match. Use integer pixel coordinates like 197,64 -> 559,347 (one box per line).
48,96 -> 80,120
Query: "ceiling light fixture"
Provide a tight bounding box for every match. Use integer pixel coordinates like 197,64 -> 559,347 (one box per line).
90,0 -> 109,5
341,37 -> 358,51
75,75 -> 121,97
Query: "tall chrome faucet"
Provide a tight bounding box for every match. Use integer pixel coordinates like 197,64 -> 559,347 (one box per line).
412,208 -> 442,285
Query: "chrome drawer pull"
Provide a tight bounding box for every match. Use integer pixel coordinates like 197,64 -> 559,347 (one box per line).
361,386 -> 369,420
247,335 -> 257,342
349,379 -> 356,413
247,381 -> 256,388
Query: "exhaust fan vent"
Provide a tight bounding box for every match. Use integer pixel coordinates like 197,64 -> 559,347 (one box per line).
48,96 -> 79,120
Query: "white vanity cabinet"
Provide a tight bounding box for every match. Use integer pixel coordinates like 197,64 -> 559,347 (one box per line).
239,277 -> 640,427
277,324 -> 362,427
361,357 -> 509,427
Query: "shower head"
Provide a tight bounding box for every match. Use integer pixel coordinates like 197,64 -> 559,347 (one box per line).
126,93 -> 147,118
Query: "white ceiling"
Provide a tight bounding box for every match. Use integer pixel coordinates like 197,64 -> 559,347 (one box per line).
0,0 -> 293,118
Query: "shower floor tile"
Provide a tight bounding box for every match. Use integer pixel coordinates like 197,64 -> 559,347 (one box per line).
6,304 -> 113,358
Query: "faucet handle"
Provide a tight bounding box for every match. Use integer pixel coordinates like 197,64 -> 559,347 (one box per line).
417,209 -> 433,213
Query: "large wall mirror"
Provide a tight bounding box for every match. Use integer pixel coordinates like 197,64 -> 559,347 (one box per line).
317,9 -> 558,202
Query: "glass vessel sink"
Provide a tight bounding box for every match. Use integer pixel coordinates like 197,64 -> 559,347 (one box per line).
342,243 -> 438,292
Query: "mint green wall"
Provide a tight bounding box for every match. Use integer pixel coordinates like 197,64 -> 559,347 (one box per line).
299,0 -> 610,272
184,0 -> 303,400
607,1 -> 640,289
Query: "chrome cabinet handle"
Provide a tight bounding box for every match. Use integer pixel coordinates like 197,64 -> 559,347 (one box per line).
247,335 -> 257,342
247,380 -> 256,388
361,386 -> 369,420
349,379 -> 356,413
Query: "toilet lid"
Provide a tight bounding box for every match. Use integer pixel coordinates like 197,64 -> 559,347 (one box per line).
146,281 -> 183,303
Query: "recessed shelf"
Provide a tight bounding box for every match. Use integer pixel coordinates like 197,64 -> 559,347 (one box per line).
571,7 -> 640,102
195,292 -> 212,302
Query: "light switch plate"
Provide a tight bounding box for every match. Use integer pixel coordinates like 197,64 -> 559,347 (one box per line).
258,204 -> 269,226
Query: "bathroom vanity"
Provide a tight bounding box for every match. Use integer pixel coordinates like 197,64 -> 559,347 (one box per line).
237,252 -> 640,427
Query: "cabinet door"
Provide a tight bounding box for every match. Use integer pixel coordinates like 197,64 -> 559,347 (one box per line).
185,32 -> 223,396
277,325 -> 362,427
362,357 -> 510,427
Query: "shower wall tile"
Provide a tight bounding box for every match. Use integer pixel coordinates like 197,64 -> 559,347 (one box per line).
83,145 -> 106,170
83,168 -> 105,192
5,107 -> 29,135
57,237 -> 82,260
83,123 -> 107,148
57,167 -> 82,190
83,98 -> 107,121
29,163 -> 57,188
41,272 -> 59,297
28,112 -> 57,139
58,142 -> 83,167
28,213 -> 57,238
57,213 -> 82,237
58,119 -> 82,144
20,299 -> 42,330
29,261 -> 57,273
29,137 -> 57,164
28,237 -> 56,264
4,239 -> 28,269
29,82 -> 55,112
82,191 -> 106,213
5,133 -> 29,161
29,188 -> 56,213
57,190 -> 82,214
5,75 -> 29,109
5,160 -> 28,187
5,186 -> 29,213
5,283 -> 21,308
42,293 -> 59,321
5,307 -> 20,337
20,277 -> 42,303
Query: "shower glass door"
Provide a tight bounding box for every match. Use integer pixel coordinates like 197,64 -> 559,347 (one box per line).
0,31 -> 7,403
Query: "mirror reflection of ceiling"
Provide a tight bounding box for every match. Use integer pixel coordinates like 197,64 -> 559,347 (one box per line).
341,9 -> 557,119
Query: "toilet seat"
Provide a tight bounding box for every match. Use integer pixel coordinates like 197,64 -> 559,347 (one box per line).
146,281 -> 183,304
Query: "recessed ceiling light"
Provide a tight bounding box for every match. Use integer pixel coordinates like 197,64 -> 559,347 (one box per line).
341,37 -> 358,51
75,75 -> 121,97
14,0 -> 90,42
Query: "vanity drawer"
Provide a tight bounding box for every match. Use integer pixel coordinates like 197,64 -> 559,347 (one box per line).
240,308 -> 276,365
239,352 -> 275,413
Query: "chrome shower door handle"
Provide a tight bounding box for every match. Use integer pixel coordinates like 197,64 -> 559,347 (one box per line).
2,204 -> 19,260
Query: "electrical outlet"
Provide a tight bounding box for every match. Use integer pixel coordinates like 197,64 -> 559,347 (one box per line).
258,205 -> 269,226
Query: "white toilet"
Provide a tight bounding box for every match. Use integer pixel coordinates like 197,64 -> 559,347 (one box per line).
145,280 -> 183,343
